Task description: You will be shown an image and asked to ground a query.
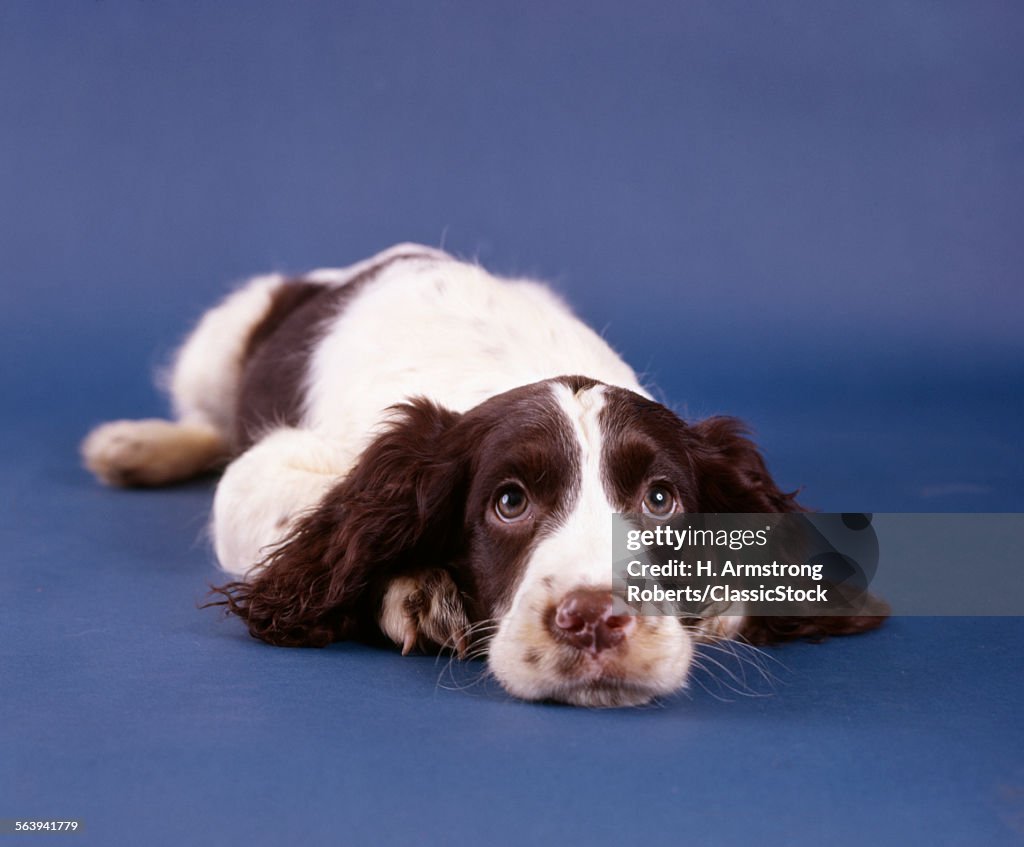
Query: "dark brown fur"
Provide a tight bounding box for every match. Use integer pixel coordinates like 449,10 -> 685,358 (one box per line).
598,388 -> 800,514
236,281 -> 337,448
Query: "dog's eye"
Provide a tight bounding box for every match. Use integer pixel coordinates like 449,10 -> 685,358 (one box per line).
495,484 -> 530,522
642,484 -> 676,519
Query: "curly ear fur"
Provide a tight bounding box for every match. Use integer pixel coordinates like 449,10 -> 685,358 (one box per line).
691,416 -> 889,643
689,416 -> 802,513
207,399 -> 466,647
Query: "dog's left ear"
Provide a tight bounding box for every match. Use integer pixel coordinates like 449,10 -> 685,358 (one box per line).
689,416 -> 890,641
208,399 -> 469,647
689,416 -> 800,513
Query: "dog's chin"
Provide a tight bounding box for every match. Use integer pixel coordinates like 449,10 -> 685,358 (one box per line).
489,626 -> 693,708
495,664 -> 687,708
552,677 -> 677,708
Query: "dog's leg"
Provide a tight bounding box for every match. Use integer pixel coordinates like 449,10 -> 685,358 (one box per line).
82,273 -> 287,487
212,426 -> 356,579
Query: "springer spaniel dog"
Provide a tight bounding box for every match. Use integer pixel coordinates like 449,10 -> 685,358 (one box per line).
82,244 -> 884,707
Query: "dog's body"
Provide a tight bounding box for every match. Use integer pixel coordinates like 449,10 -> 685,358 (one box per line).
83,244 -> 884,707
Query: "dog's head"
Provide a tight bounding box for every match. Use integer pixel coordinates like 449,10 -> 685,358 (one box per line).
213,377 -> 884,707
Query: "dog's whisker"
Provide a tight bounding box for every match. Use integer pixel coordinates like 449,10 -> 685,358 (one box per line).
701,638 -> 786,687
435,654 -> 496,694
686,663 -> 742,703
689,649 -> 775,699
430,619 -> 500,685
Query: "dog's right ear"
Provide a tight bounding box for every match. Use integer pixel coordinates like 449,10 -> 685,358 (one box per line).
207,399 -> 466,647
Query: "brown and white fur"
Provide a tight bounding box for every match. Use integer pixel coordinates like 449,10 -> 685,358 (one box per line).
82,244 -> 885,707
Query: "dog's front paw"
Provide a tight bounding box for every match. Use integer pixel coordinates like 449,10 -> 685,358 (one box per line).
379,570 -> 471,657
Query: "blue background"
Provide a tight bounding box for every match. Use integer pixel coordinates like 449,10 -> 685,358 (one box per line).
2,2 -> 1022,845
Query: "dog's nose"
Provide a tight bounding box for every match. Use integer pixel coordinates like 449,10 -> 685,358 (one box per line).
552,589 -> 636,653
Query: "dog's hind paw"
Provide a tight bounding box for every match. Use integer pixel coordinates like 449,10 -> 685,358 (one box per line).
81,418 -> 228,487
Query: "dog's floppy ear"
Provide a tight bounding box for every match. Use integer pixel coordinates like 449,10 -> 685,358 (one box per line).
689,416 -> 801,513
689,417 -> 889,641
208,399 -> 467,647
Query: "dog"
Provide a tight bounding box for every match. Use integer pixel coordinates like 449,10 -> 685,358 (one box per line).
82,244 -> 885,707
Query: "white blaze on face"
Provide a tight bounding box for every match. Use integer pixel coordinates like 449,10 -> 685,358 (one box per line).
488,382 -> 694,707
527,382 -> 616,595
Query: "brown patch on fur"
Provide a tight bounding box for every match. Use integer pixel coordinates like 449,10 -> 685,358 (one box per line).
235,283 -> 347,447
599,389 -> 801,514
235,252 -> 439,448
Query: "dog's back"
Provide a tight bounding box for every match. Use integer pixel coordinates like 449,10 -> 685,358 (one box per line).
83,244 -> 645,487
